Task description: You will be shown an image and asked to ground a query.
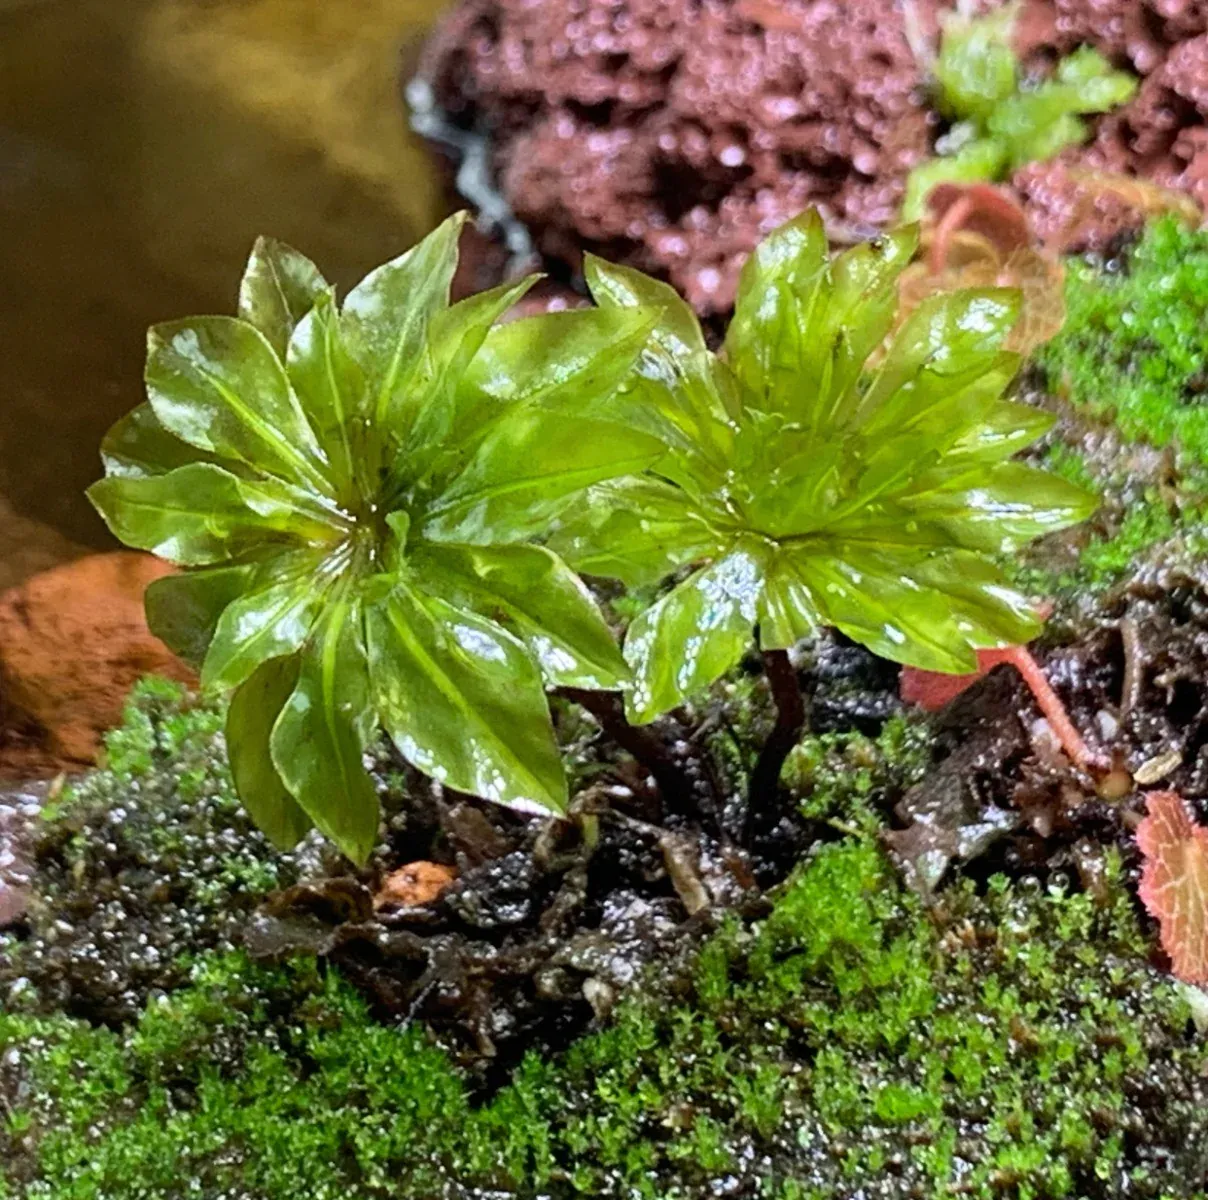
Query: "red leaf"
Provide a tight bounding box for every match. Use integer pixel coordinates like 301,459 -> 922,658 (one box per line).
900,628 -> 1104,773
1137,791 -> 1208,985
900,648 -> 1011,711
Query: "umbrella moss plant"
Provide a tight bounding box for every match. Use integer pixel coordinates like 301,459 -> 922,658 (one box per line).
91,207 -> 1094,862
88,212 -> 665,863
552,210 -> 1096,804
901,3 -> 1136,219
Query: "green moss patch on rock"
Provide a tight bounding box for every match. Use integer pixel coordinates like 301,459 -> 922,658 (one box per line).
0,678 -> 326,1024
1040,216 -> 1208,468
4,839 -> 1204,1199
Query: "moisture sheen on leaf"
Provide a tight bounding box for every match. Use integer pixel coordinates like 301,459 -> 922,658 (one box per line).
1138,791 -> 1208,985
228,654 -> 313,850
89,214 -> 654,861
368,584 -> 568,816
565,207 -> 1094,722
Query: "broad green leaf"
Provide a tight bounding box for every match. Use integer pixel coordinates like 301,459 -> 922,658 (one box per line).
935,3 -> 1019,122
228,654 -> 313,850
910,554 -> 1042,651
585,254 -> 736,471
367,583 -> 566,815
237,237 -> 329,358
550,476 -> 722,587
897,462 -> 1098,553
423,412 -> 664,545
144,562 -> 258,666
435,306 -> 663,483
400,277 -> 538,478
725,209 -> 828,403
415,542 -> 629,690
100,403 -> 217,479
342,211 -> 465,431
758,550 -> 824,650
725,214 -> 918,434
87,463 -> 327,566
271,597 -> 379,864
146,316 -> 329,495
624,542 -> 768,723
287,290 -> 367,501
939,399 -> 1055,468
858,291 -> 1020,432
201,573 -> 323,693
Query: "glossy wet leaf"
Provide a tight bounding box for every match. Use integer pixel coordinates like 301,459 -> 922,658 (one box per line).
90,215 -> 651,861
551,476 -> 722,588
415,542 -> 628,690
237,236 -> 329,358
286,290 -> 367,500
564,208 -> 1094,721
88,464 -> 317,566
271,598 -> 379,864
368,584 -> 567,815
201,574 -> 322,692
625,544 -> 769,723
341,210 -> 465,432
144,562 -> 259,666
228,654 -> 313,849
424,411 -> 664,544
146,317 -> 329,494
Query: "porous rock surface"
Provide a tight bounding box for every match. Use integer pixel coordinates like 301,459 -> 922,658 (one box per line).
0,552 -> 192,773
420,0 -> 1208,312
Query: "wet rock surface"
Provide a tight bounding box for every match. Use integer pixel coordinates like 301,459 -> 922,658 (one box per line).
0,781 -> 44,929
419,0 -> 1208,312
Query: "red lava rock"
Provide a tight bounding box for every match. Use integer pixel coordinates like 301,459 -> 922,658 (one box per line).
421,0 -> 933,315
421,0 -> 1208,311
375,861 -> 458,908
0,552 -> 194,773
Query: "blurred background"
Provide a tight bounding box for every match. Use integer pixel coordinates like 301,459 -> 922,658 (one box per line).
0,0 -> 453,590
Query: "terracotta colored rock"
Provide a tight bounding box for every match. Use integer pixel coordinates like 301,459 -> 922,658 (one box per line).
375,861 -> 458,909
421,0 -> 1208,310
0,552 -> 193,769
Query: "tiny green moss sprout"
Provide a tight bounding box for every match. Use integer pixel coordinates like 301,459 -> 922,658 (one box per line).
903,5 -> 1136,218
88,214 -> 666,862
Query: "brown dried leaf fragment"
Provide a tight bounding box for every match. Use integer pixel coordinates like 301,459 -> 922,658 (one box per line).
1137,791 -> 1208,985
898,183 -> 1066,355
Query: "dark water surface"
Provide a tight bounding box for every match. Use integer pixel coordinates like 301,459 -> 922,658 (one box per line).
0,0 -> 450,587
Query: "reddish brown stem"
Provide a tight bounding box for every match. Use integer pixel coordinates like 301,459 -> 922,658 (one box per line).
999,645 -> 1107,774
747,649 -> 808,825
557,688 -> 694,811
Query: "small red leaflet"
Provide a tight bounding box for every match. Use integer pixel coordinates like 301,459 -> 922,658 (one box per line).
1137,791 -> 1208,985
901,643 -> 1104,773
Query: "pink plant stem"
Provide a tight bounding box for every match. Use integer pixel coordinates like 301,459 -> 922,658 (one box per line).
999,645 -> 1106,774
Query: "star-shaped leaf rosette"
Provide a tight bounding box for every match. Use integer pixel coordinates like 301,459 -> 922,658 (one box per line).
552,210 -> 1096,731
89,214 -> 663,863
